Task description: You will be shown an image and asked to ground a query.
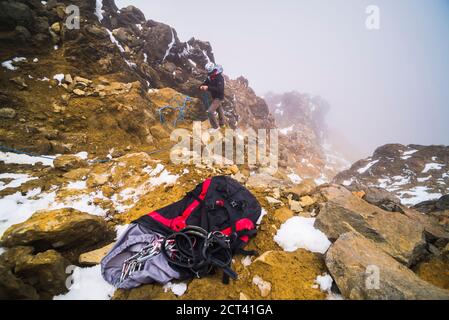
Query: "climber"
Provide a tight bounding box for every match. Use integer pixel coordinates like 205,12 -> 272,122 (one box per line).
199,62 -> 227,130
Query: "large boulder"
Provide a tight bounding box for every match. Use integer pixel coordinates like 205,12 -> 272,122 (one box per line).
348,184 -> 403,212
314,185 -> 426,266
0,1 -> 35,30
326,232 -> 449,300
401,207 -> 449,248
79,243 -> 114,266
283,179 -> 317,200
0,246 -> 69,299
0,208 -> 114,251
14,250 -> 69,299
246,173 -> 290,189
0,264 -> 39,300
0,247 -> 39,300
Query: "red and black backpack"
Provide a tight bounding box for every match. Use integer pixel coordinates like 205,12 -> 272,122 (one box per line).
134,175 -> 262,282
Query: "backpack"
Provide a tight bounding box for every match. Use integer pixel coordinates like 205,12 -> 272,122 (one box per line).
101,176 -> 262,289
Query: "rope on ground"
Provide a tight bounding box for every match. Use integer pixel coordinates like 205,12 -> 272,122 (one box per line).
157,94 -> 193,127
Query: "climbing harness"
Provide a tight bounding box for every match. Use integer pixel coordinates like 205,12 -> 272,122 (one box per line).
157,94 -> 193,127
161,226 -> 236,280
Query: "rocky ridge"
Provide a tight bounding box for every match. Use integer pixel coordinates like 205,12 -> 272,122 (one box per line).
334,144 -> 449,207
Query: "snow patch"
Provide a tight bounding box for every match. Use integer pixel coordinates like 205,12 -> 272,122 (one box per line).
75,151 -> 88,160
0,151 -> 55,166
241,256 -> 252,267
163,282 -> 187,296
314,174 -> 329,186
94,0 -> 104,22
0,173 -> 37,192
274,217 -> 331,254
417,175 -> 432,183
2,57 -> 27,71
287,173 -> 302,184
279,125 -> 294,135
188,59 -> 197,67
66,181 -> 87,190
342,177 -> 356,187
402,149 -> 418,156
0,188 -> 56,237
314,274 -> 333,292
54,265 -> 114,300
202,50 -> 211,63
397,186 -> 443,206
162,28 -> 175,62
115,224 -> 130,240
357,159 -> 379,174
422,163 -> 445,173
274,108 -> 284,116
106,29 -> 125,53
256,208 -> 267,225
53,73 -> 64,85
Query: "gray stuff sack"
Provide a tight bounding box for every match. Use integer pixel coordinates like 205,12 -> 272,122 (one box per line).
101,223 -> 181,289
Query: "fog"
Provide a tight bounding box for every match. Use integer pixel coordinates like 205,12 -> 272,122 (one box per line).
117,0 -> 449,158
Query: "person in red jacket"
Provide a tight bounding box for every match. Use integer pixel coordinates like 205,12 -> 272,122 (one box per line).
200,62 -> 226,130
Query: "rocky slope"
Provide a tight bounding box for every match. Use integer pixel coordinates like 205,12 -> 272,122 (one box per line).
264,91 -> 350,183
0,150 -> 448,300
333,144 -> 449,207
0,0 -> 275,158
0,0 -> 448,301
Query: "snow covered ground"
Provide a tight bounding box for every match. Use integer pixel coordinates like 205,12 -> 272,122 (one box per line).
53,265 -> 115,300
397,186 -> 443,206
163,282 -> 187,296
287,172 -> 302,184
0,173 -> 37,191
0,151 -> 55,166
357,159 -> 379,174
274,217 -> 331,254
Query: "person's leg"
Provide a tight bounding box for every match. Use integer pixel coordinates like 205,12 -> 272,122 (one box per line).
217,103 -> 227,127
207,99 -> 220,129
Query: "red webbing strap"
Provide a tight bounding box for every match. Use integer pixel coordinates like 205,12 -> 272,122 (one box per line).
148,178 -> 212,231
221,218 -> 255,243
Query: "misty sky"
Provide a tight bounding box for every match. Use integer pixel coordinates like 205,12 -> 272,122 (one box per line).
116,0 -> 449,157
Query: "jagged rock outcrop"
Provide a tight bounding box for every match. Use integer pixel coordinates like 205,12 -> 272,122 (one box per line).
334,144 -> 449,207
0,0 -> 274,158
